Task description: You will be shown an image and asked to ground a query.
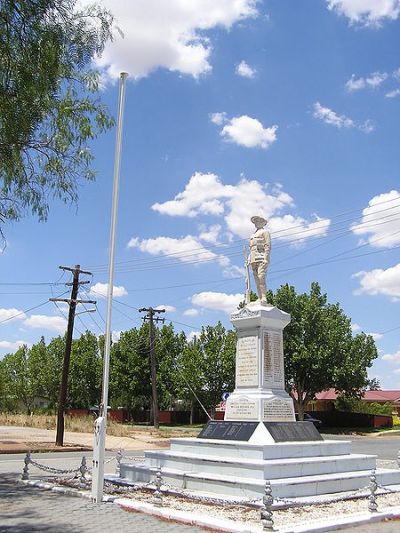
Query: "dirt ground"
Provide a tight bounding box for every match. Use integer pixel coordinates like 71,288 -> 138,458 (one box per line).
0,425 -> 199,453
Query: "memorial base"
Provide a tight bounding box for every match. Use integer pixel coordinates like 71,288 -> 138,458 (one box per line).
117,433 -> 400,499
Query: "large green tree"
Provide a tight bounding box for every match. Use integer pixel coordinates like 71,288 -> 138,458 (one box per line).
0,0 -> 114,236
267,283 -> 378,418
176,323 -> 236,417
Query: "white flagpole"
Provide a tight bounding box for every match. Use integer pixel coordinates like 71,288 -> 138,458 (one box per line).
92,71 -> 128,502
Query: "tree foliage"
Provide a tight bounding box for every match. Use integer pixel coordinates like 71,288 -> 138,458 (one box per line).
267,283 -> 378,418
0,0 -> 114,235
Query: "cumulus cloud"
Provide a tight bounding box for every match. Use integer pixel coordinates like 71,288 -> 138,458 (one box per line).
386,88 -> 400,98
191,291 -> 243,314
235,60 -> 256,78
327,0 -> 400,26
155,305 -> 176,313
313,102 -> 373,133
198,224 -> 222,244
89,282 -> 128,298
351,190 -> 400,248
183,308 -> 200,317
187,331 -> 201,342
351,323 -> 361,332
128,234 -> 220,264
24,315 -> 67,333
215,114 -> 278,149
0,308 -> 26,323
346,72 -> 388,91
382,350 -> 400,362
0,340 -> 29,351
85,0 -> 258,80
152,172 -> 330,241
353,263 -> 400,299
367,332 -> 383,341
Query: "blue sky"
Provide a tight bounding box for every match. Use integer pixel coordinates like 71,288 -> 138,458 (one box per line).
1,0 -> 400,388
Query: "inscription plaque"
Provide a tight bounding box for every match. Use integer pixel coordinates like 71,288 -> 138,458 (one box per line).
236,335 -> 258,387
263,399 -> 294,422
264,422 -> 323,442
263,331 -> 284,388
226,397 -> 258,420
198,421 -> 258,441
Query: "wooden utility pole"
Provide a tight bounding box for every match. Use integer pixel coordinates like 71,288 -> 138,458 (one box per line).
139,307 -> 165,429
50,264 -> 96,446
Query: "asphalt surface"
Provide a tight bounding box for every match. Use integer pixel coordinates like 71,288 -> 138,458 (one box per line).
321,433 -> 400,461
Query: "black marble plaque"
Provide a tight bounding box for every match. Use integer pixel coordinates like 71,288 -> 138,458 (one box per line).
197,421 -> 258,441
264,421 -> 323,442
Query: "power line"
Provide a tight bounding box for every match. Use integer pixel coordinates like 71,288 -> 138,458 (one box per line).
86,199 -> 400,271
88,211 -> 400,275
0,291 -> 69,325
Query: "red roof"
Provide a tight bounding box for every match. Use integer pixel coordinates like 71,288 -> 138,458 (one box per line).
315,389 -> 400,402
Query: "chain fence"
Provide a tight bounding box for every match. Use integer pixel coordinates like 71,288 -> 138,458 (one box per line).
20,450 -> 400,530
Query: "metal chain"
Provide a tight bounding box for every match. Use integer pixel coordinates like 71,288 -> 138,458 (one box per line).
29,460 -> 81,475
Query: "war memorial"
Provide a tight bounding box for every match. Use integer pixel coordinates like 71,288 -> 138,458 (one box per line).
115,217 -> 400,500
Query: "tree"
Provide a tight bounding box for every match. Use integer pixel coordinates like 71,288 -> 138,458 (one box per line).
1,345 -> 35,414
109,324 -> 152,413
0,0 -> 114,237
267,283 -> 378,419
156,324 -> 186,410
68,331 -> 101,408
176,323 -> 236,417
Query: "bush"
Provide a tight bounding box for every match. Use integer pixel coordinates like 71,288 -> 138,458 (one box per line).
335,396 -> 393,416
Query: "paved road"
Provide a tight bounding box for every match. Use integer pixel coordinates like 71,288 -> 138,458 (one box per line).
1,434 -> 399,531
321,433 -> 400,461
0,473 -> 206,532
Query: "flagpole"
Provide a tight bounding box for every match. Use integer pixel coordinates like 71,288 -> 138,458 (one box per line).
92,71 -> 128,502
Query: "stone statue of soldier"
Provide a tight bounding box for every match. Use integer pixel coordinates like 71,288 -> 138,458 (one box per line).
248,215 -> 271,303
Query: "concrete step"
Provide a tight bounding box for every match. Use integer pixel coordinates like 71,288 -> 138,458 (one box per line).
119,463 -> 400,499
145,450 -> 377,480
170,437 -> 352,460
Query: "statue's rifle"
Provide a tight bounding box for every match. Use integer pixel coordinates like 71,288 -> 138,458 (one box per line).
244,244 -> 251,305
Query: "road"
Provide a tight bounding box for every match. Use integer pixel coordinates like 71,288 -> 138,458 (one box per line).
1,433 -> 400,531
321,433 -> 400,462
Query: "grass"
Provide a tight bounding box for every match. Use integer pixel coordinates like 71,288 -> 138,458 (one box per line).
0,413 -> 201,438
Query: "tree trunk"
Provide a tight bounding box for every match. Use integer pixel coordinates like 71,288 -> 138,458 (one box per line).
190,402 -> 194,425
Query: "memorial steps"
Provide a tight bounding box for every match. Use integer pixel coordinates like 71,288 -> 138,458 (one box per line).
117,437 -> 400,499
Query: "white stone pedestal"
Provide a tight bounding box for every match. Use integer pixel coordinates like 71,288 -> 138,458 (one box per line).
225,302 -> 295,423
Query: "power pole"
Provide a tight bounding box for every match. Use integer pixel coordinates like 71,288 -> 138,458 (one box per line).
139,307 -> 165,429
50,264 -> 96,446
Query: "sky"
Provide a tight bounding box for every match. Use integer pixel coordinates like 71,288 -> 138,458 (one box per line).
1,0 -> 400,388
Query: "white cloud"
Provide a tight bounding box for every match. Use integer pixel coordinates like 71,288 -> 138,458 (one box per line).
112,330 -> 122,342
386,89 -> 400,98
268,215 -> 331,244
128,234 -> 219,264
89,282 -> 128,298
351,190 -> 400,248
24,315 -> 67,333
187,331 -> 201,342
382,350 -> 400,362
0,340 -> 29,351
87,0 -> 258,80
345,72 -> 388,91
155,305 -> 176,313
353,263 -> 400,299
151,172 -> 330,241
210,112 -> 227,126
0,308 -> 26,323
351,323 -> 361,332
198,224 -> 222,244
235,60 -> 256,78
219,115 -> 278,149
183,308 -> 200,317
313,102 -> 354,128
191,291 -> 243,314
367,332 -> 383,341
313,102 -> 373,133
327,0 -> 400,26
